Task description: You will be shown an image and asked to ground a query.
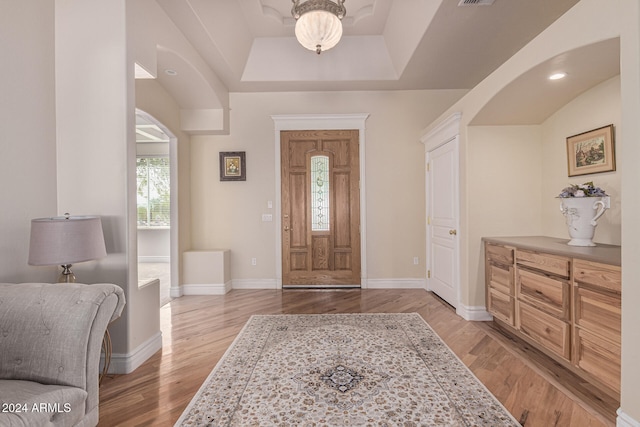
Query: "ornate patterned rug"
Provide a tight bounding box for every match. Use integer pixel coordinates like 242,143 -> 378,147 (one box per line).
175,313 -> 520,426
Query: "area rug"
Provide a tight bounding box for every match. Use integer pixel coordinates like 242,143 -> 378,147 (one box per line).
175,313 -> 520,426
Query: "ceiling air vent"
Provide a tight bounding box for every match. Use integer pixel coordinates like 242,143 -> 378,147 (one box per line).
458,0 -> 495,5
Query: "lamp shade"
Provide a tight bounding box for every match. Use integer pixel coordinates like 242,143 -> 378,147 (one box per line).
28,215 -> 107,266
295,9 -> 343,53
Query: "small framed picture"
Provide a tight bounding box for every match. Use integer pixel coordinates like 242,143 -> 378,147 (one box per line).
219,151 -> 246,181
566,125 -> 615,177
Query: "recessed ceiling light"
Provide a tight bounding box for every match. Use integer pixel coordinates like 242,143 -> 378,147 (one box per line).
164,69 -> 178,76
549,72 -> 567,80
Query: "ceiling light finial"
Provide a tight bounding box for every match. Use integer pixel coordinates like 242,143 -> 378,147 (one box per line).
292,0 -> 346,54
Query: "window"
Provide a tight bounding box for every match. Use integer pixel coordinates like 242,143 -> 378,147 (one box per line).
311,155 -> 330,231
137,157 -> 170,227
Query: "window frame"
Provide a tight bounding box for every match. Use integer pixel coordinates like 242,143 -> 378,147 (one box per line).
136,155 -> 171,229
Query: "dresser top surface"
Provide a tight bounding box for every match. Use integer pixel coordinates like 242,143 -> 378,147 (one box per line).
482,236 -> 621,266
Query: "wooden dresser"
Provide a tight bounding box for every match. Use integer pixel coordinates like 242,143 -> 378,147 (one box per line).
483,236 -> 621,399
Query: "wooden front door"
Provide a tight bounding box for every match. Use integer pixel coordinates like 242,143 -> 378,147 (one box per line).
281,130 -> 361,287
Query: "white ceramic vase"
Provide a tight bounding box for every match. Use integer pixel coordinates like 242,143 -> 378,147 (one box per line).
559,197 -> 608,246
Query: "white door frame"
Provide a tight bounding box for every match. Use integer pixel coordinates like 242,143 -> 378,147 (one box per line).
272,114 -> 369,289
421,113 -> 461,310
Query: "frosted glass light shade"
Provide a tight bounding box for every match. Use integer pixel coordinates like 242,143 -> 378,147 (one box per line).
295,10 -> 343,54
28,215 -> 107,266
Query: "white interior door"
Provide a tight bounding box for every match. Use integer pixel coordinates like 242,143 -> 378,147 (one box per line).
426,137 -> 459,307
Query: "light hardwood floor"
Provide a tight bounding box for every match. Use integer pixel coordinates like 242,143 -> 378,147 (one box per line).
98,289 -> 617,426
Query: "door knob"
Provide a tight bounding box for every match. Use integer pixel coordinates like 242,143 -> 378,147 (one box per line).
449,229 -> 457,235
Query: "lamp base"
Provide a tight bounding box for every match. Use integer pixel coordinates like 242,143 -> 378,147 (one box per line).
57,264 -> 76,283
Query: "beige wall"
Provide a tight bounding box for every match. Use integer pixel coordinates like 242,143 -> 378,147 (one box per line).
466,126 -> 543,303
54,0 -> 161,367
138,229 -> 170,260
0,1 -> 57,283
619,0 -> 640,421
190,90 -> 467,284
540,75 -> 621,244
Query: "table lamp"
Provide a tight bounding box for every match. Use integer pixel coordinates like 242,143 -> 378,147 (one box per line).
28,213 -> 107,283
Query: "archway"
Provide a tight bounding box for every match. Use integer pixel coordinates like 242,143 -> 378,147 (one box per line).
135,110 -> 178,306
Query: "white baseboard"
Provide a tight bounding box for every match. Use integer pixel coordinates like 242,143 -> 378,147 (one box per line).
365,278 -> 427,289
456,304 -> 493,321
104,331 -> 163,374
618,409 -> 640,427
230,278 -> 422,289
138,256 -> 170,263
182,281 -> 232,295
174,278 -> 428,291
232,279 -> 278,289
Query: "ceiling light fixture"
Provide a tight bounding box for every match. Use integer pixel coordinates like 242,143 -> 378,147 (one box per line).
291,0 -> 346,55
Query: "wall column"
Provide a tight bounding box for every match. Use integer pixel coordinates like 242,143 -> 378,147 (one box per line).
55,0 -> 161,372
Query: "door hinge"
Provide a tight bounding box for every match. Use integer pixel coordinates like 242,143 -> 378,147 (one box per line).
427,217 -> 431,225
426,163 -> 430,172
427,270 -> 431,279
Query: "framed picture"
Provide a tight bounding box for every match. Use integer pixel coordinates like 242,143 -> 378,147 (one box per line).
219,151 -> 246,181
566,124 -> 615,177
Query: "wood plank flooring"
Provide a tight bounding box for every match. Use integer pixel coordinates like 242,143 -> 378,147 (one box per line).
97,289 -> 617,426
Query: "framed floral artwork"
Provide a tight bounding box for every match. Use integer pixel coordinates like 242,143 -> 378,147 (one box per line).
566,124 -> 615,177
219,151 -> 246,181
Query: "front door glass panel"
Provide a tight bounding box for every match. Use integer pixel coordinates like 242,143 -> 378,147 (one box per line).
311,155 -> 330,231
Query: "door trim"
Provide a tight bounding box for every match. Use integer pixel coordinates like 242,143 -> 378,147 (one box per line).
272,114 -> 369,289
421,112 -> 461,309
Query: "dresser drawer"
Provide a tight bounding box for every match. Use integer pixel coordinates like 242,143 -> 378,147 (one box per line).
573,259 -> 621,293
487,263 -> 514,296
488,288 -> 515,326
516,250 -> 570,278
517,269 -> 569,320
518,302 -> 571,360
486,243 -> 514,266
574,284 -> 621,344
574,328 -> 620,393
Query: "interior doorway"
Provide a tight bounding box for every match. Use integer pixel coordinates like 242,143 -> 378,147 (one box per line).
422,113 -> 461,311
426,137 -> 459,308
135,110 -> 176,306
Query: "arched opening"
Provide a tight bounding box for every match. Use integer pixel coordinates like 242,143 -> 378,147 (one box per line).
135,110 -> 178,306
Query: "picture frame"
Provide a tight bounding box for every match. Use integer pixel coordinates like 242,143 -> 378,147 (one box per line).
566,124 -> 615,177
219,151 -> 246,181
